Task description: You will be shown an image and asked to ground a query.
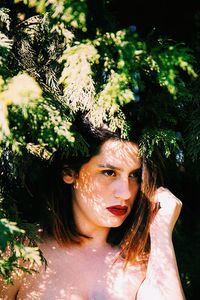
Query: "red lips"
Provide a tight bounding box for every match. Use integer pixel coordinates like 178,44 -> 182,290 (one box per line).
106,205 -> 128,216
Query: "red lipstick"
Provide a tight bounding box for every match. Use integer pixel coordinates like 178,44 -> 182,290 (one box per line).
106,205 -> 128,216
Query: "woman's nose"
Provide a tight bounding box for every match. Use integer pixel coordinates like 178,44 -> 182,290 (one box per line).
114,178 -> 131,200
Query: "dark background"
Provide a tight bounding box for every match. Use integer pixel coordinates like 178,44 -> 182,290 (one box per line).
109,0 -> 199,45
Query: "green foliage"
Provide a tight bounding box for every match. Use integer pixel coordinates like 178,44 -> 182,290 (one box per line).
140,129 -> 180,158
59,43 -> 98,112
0,218 -> 24,251
14,0 -> 88,32
144,39 -> 197,96
0,217 -> 42,284
0,8 -> 13,79
0,7 -> 197,150
184,107 -> 200,161
8,99 -> 74,153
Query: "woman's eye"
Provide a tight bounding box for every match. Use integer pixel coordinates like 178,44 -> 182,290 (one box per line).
129,170 -> 142,181
102,170 -> 116,177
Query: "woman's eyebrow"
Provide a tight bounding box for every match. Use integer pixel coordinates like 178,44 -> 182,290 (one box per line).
97,163 -> 142,173
97,163 -> 121,170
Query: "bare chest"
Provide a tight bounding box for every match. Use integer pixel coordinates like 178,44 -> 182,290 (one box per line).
17,247 -> 145,300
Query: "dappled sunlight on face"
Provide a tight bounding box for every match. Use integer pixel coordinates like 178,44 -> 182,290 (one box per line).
72,139 -> 141,235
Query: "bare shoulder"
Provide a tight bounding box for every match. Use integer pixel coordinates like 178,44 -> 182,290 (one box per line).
0,259 -> 39,300
0,241 -> 47,300
0,275 -> 21,300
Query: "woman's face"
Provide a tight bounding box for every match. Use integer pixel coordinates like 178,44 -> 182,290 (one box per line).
64,139 -> 141,234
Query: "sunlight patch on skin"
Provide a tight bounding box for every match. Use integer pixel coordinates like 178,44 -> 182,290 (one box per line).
18,269 -> 83,299
18,265 -> 54,299
105,256 -> 146,299
102,140 -> 140,165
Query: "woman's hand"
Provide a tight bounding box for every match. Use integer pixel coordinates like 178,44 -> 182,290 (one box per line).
150,187 -> 183,236
136,187 -> 186,300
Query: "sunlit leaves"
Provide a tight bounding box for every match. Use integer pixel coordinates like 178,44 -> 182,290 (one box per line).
59,43 -> 98,112
8,99 -> 75,156
0,73 -> 42,142
0,8 -> 13,67
140,129 -> 179,158
0,7 -> 11,31
14,0 -> 88,32
0,33 -> 13,50
0,217 -> 42,284
144,40 -> 197,97
0,73 -> 42,105
98,71 -> 134,106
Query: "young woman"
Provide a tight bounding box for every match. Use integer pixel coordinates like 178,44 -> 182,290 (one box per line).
0,119 -> 185,300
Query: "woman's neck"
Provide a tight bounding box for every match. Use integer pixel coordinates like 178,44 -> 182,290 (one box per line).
80,228 -> 111,250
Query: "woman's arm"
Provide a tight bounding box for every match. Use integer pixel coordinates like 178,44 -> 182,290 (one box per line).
137,187 -> 186,300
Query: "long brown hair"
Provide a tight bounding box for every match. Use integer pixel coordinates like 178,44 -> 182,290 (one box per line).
46,117 -> 159,265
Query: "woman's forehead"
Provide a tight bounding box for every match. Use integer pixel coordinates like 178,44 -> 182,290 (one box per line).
94,139 -> 141,168
101,139 -> 139,153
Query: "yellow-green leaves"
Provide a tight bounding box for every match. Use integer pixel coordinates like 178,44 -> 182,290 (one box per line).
0,218 -> 42,284
140,129 -> 179,158
14,0 -> 88,32
0,73 -> 42,105
0,73 -> 42,141
145,41 -> 198,97
59,43 -> 98,111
